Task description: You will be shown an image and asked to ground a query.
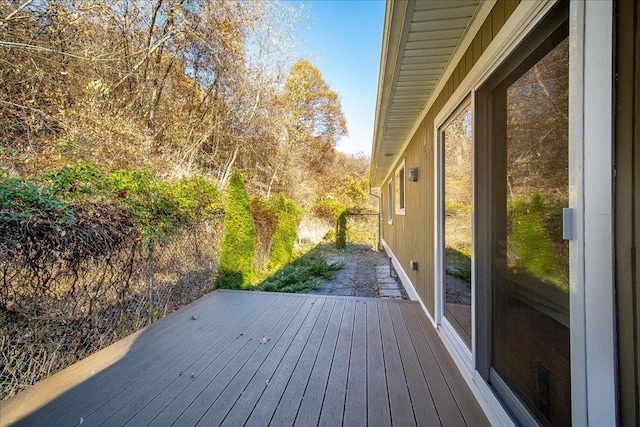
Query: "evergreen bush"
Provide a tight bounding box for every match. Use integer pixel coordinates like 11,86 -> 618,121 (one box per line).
267,194 -> 302,273
216,169 -> 257,289
335,210 -> 347,249
508,193 -> 564,287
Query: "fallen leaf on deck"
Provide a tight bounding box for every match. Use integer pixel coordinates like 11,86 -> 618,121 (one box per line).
260,336 -> 270,344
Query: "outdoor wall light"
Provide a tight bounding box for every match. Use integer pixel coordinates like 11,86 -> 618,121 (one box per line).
408,167 -> 418,182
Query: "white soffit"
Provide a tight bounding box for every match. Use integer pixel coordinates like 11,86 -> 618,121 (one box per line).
371,0 -> 483,186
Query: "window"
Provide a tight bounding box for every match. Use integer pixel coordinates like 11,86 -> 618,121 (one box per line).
395,160 -> 406,215
387,180 -> 393,224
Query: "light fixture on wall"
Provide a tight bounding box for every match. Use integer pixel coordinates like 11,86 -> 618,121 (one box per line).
408,167 -> 418,182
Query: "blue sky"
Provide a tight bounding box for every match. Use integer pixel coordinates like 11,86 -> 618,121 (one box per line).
293,0 -> 386,156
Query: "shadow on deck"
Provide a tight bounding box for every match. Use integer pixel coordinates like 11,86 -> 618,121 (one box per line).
1,290 -> 489,426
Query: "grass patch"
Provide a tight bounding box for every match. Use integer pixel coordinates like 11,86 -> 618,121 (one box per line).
445,247 -> 471,283
256,248 -> 344,293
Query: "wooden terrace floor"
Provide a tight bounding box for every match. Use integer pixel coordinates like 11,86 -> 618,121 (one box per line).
2,290 -> 489,426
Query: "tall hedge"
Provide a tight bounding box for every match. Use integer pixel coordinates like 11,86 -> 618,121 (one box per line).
335,210 -> 347,249
267,194 -> 302,273
216,169 -> 257,289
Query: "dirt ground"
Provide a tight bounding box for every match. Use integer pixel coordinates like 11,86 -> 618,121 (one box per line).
308,244 -> 404,298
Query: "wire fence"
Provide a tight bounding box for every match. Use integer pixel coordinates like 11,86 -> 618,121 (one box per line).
0,218 -> 223,400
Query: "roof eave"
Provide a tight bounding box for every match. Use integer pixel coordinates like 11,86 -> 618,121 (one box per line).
370,0 -> 415,187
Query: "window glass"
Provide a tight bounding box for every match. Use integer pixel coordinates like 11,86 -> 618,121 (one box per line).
490,34 -> 571,427
443,104 -> 473,348
387,180 -> 393,223
395,163 -> 406,214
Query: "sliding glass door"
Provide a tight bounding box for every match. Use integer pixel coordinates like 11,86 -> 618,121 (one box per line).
476,2 -> 571,425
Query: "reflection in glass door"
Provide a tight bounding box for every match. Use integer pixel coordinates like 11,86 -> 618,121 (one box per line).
442,105 -> 473,348
479,7 -> 571,425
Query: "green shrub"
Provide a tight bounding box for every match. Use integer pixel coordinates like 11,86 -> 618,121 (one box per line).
312,198 -> 346,220
172,176 -> 222,222
0,174 -> 75,224
2,163 -> 221,243
267,194 -> 303,273
508,193 -> 564,287
105,170 -> 220,243
43,159 -> 102,198
335,210 -> 347,249
216,169 -> 257,289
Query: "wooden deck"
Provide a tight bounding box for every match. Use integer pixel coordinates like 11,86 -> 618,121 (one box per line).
1,290 -> 489,427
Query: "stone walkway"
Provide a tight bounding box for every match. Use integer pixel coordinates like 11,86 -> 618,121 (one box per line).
312,245 -> 408,299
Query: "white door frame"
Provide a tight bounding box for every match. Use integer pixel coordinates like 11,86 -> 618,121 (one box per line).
570,0 -> 617,425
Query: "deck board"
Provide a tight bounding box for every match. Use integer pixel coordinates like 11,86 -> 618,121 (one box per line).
149,295 -> 301,426
317,298 -> 355,427
366,301 -> 392,427
378,302 -> 416,426
342,299 -> 368,427
267,298 -> 337,426
2,291 -> 490,427
388,302 -> 440,426
293,298 -> 345,426
446,303 -> 472,345
193,297 -> 314,426
409,303 -> 491,427
219,296 -> 326,427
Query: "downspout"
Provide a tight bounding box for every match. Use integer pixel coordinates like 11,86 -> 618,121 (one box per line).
369,186 -> 382,251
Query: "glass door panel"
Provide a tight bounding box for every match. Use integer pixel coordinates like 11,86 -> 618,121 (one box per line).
492,35 -> 570,426
443,104 -> 473,348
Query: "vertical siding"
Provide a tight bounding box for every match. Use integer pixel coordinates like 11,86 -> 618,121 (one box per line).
380,0 -> 518,316
615,0 -> 640,424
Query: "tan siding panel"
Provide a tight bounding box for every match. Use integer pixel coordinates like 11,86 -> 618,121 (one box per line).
504,0 -> 519,19
472,33 -> 482,65
492,0 -> 505,38
464,45 -> 473,78
481,14 -> 493,51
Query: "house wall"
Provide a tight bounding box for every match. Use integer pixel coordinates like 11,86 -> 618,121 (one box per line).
615,0 -> 640,424
380,0 -> 520,315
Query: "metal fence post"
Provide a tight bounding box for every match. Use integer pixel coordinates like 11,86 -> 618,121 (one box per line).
148,244 -> 154,324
